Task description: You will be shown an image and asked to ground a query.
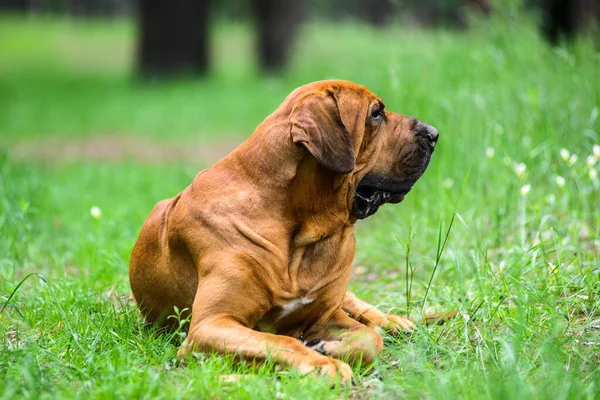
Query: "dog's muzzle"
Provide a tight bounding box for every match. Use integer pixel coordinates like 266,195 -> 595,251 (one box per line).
352,122 -> 438,219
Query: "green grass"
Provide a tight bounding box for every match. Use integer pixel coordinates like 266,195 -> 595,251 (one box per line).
1,12 -> 600,399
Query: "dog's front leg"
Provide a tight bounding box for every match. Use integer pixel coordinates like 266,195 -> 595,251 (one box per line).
178,314 -> 353,383
177,274 -> 353,384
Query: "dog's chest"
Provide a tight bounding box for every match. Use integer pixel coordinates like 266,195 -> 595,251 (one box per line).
280,296 -> 314,316
254,296 -> 317,335
253,226 -> 354,336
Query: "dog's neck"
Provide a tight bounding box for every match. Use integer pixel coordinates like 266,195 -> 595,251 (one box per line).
221,114 -> 357,241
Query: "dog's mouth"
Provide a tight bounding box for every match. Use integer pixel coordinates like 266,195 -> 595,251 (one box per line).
351,176 -> 413,219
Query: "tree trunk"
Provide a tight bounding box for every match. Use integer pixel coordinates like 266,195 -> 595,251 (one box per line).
363,0 -> 395,27
252,0 -> 305,74
137,0 -> 211,79
541,0 -> 599,44
0,0 -> 27,11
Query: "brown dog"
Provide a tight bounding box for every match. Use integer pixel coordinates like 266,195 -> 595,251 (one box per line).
130,80 -> 446,384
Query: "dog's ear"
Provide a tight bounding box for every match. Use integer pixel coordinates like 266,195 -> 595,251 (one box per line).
290,89 -> 356,174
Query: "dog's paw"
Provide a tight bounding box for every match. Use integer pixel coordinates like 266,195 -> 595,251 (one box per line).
175,340 -> 198,363
304,338 -> 327,355
383,314 -> 415,336
318,359 -> 354,385
297,357 -> 354,385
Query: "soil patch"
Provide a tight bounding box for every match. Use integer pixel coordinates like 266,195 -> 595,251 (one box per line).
6,135 -> 242,165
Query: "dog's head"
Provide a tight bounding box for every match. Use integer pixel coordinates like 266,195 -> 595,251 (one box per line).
287,80 -> 439,219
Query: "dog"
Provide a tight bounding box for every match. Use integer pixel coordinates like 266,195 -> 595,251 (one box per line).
130,80 -> 449,384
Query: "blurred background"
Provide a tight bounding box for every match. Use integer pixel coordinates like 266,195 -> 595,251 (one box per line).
0,0 -> 598,152
0,0 -> 598,272
0,0 -> 598,78
1,3 -> 599,397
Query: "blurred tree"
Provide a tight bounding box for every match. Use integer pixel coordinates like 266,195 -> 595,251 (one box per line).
65,0 -> 133,17
252,0 -> 306,73
0,0 -> 26,11
464,0 -> 491,15
406,0 -> 491,27
541,0 -> 599,44
363,0 -> 395,27
137,0 -> 211,78
137,0 -> 305,78
0,0 -> 132,15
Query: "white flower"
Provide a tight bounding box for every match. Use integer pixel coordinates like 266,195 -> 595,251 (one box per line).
494,123 -> 504,135
555,176 -> 566,188
486,147 -> 495,158
90,206 -> 102,220
520,184 -> 531,196
568,154 -> 578,166
474,94 -> 486,109
514,163 -> 527,179
587,155 -> 597,168
594,144 -> 600,159
560,148 -> 570,161
590,168 -> 598,181
443,178 -> 454,189
546,194 -> 556,205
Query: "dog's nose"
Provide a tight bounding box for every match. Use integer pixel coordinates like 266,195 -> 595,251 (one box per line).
415,122 -> 439,149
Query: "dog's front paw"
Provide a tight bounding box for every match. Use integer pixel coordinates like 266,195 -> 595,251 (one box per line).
297,357 -> 354,385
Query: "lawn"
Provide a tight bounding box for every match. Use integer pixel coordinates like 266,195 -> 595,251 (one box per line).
1,11 -> 599,399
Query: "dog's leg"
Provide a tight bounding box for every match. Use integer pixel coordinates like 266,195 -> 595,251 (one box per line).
177,270 -> 354,384
177,314 -> 353,383
303,309 -> 383,366
342,291 -> 415,334
342,291 -> 457,335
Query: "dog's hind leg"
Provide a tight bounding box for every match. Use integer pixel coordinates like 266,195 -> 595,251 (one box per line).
302,309 -> 383,367
342,291 -> 415,334
342,291 -> 457,336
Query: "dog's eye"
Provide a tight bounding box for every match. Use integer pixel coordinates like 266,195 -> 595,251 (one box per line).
370,108 -> 384,122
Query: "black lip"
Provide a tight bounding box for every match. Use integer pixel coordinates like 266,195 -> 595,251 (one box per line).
352,176 -> 414,219
357,175 -> 415,193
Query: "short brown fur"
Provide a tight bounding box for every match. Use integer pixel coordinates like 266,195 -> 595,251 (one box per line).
130,80 -> 452,384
